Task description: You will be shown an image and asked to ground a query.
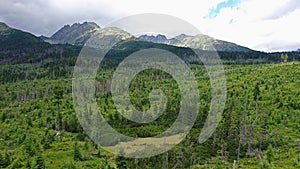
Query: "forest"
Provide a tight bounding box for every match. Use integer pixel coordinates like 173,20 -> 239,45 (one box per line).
0,40 -> 300,169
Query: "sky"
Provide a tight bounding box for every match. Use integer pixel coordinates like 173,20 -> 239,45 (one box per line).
0,0 -> 300,52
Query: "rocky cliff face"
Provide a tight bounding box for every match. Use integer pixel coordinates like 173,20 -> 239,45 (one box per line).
46,22 -> 101,45
140,33 -> 252,52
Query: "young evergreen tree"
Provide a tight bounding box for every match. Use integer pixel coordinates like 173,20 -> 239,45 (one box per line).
73,141 -> 82,161
0,153 -> 9,168
116,148 -> 127,169
53,85 -> 64,131
266,144 -> 275,164
34,154 -> 45,169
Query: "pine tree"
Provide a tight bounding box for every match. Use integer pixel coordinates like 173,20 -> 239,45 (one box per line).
116,148 -> 127,169
253,82 -> 260,128
35,154 -> 45,169
1,112 -> 7,122
266,144 -> 275,164
254,82 -> 260,101
24,136 -> 39,157
284,54 -> 288,62
281,53 -> 285,62
73,141 -> 82,161
62,161 -> 77,169
42,129 -> 53,149
0,153 -> 5,167
25,159 -> 31,168
56,111 -> 62,131
0,152 -> 11,168
54,85 -> 64,131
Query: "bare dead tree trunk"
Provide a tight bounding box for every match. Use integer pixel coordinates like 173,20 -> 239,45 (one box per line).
247,123 -> 254,157
253,97 -> 259,127
232,160 -> 236,169
238,94 -> 247,160
257,152 -> 263,165
238,92 -> 248,159
260,109 -> 267,152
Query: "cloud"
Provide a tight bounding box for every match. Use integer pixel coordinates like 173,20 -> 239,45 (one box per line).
0,0 -> 224,36
200,0 -> 300,51
0,0 -> 125,36
264,0 -> 300,20
254,40 -> 300,52
0,0 -> 299,51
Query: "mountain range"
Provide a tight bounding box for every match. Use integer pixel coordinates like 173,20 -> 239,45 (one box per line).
139,34 -> 252,52
2,21 -> 300,64
41,22 -> 101,45
40,22 -> 253,52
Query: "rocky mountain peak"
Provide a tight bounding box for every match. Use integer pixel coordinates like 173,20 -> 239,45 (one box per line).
46,22 -> 101,45
0,22 -> 10,31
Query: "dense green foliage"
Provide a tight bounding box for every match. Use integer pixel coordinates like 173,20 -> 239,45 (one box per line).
0,50 -> 299,168
0,25 -> 299,168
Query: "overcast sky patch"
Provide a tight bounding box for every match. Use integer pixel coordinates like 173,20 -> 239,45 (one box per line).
0,0 -> 299,52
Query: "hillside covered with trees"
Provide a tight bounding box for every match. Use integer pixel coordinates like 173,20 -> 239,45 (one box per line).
0,22 -> 299,169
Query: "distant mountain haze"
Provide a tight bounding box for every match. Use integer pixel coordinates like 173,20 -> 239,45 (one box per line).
139,33 -> 253,52
1,21 -> 300,64
42,21 -> 254,52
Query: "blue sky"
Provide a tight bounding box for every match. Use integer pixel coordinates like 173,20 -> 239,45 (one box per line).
0,0 -> 300,52
204,0 -> 242,19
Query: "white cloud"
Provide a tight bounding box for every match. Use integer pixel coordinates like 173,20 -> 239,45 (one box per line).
199,0 -> 300,51
0,0 -> 124,35
265,0 -> 300,19
0,0 -> 299,51
0,0 -> 225,36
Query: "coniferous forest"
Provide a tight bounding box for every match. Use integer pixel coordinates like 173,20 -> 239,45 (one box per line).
0,22 -> 300,169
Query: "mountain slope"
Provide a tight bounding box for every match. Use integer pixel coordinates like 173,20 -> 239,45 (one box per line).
45,22 -> 101,45
3,21 -> 297,64
139,33 -> 253,52
0,22 -> 45,50
0,22 -> 80,64
138,34 -> 181,44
